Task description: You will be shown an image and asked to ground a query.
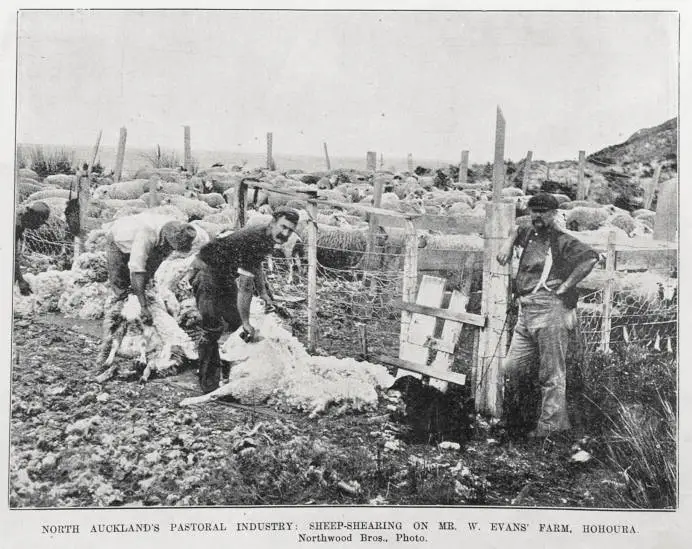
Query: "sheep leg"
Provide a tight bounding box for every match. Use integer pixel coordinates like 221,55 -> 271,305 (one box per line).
95,336 -> 122,383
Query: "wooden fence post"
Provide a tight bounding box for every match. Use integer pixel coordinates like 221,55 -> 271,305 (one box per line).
306,201 -> 318,352
400,218 -> 419,353
323,142 -> 331,171
266,132 -> 274,171
362,178 -> 385,285
643,164 -> 662,210
576,150 -> 587,200
114,127 -> 127,183
653,177 -> 678,242
600,230 -> 617,353
476,201 -> 514,417
407,153 -> 414,173
521,150 -> 533,193
88,130 -> 102,175
459,150 -> 469,185
366,151 -> 377,171
148,174 -> 160,207
184,126 -> 192,172
492,107 -> 506,200
234,180 -> 247,229
72,169 -> 91,263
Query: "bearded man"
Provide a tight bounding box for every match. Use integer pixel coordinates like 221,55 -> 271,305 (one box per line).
496,193 -> 599,438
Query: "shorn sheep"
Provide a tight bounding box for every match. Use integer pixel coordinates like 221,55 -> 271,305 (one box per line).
180,304 -> 393,417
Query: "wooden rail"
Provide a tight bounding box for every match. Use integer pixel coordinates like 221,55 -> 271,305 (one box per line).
372,354 -> 467,386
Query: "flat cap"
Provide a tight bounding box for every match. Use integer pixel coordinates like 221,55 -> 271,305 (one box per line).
527,193 -> 559,212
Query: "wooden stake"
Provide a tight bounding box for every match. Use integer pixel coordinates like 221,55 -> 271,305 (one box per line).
643,164 -> 662,210
364,177 -> 385,272
357,323 -> 369,358
148,174 -> 160,207
234,180 -> 247,229
366,151 -> 377,171
600,230 -> 617,353
114,127 -> 127,183
459,150 -> 469,185
306,201 -> 318,352
184,126 -> 192,172
492,106 -> 506,201
576,150 -> 587,200
323,142 -> 331,171
88,130 -> 102,176
476,201 -> 514,417
521,150 -> 533,193
399,219 -> 419,355
379,153 -> 384,170
266,132 -> 274,171
407,153 -> 414,173
72,169 -> 91,263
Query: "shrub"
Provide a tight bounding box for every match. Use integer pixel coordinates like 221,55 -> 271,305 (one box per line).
25,145 -> 76,179
141,145 -> 181,169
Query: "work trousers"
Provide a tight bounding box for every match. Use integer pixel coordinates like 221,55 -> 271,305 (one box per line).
189,260 -> 241,393
503,291 -> 575,435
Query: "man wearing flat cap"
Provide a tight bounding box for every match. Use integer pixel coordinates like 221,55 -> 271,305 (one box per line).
104,212 -> 198,325
15,201 -> 51,295
188,207 -> 299,393
497,193 -> 599,439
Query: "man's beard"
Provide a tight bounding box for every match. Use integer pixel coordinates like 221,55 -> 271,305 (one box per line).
532,218 -> 548,231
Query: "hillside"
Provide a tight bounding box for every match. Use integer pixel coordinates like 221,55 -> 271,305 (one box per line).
587,117 -> 677,167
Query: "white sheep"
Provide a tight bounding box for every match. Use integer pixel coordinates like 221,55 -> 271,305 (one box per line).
24,188 -> 72,203
160,195 -> 216,220
18,168 -> 39,180
195,192 -> 226,208
203,208 -> 237,226
92,179 -> 149,200
565,206 -> 611,231
44,174 -> 78,189
17,181 -> 44,202
607,212 -> 636,236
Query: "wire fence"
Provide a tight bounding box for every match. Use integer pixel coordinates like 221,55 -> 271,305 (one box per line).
578,276 -> 678,357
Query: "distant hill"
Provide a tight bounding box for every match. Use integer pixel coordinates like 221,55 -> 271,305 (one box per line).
587,117 -> 677,167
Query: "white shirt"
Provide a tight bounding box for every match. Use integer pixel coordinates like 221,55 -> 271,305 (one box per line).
109,212 -> 176,273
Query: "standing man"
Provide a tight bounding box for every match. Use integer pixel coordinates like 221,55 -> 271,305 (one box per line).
15,201 -> 51,295
496,193 -> 599,439
189,207 -> 299,393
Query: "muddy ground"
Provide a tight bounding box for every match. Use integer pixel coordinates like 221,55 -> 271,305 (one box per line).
9,314 -> 628,508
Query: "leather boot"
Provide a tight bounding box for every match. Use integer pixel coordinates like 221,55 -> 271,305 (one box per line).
197,340 -> 221,394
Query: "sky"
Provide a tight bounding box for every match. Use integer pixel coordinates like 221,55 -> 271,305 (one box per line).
15,9 -> 678,163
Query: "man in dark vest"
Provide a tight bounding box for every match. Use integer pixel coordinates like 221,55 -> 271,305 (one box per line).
188,207 -> 299,393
